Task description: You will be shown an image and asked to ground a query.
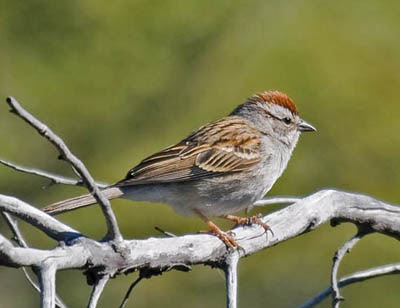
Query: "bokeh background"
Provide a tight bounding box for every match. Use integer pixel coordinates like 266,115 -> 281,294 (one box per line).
1,1 -> 400,307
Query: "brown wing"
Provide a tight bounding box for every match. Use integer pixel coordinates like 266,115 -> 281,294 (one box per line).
115,116 -> 262,186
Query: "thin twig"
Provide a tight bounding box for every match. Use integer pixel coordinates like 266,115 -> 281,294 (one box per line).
154,226 -> 177,237
6,97 -> 121,241
253,197 -> 300,206
87,275 -> 109,308
22,267 -> 41,292
331,231 -> 367,308
119,276 -> 143,308
1,211 -> 29,247
224,252 -> 240,308
298,263 -> 400,308
0,158 -> 108,188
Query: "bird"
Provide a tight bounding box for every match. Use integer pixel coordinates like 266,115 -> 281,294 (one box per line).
43,90 -> 316,248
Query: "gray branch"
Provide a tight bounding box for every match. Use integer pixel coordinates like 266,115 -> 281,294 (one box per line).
87,275 -> 109,308
0,194 -> 80,241
1,188 -> 400,306
331,231 -> 367,307
39,264 -> 57,308
0,158 -> 108,188
224,252 -> 240,308
298,263 -> 400,308
1,189 -> 399,273
0,212 -> 68,308
6,97 -> 121,241
1,211 -> 29,247
253,197 -> 300,206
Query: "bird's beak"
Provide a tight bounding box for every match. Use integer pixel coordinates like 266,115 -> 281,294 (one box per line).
298,120 -> 316,132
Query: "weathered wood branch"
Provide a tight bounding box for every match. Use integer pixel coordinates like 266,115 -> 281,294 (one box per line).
87,275 -> 109,308
6,97 -> 121,241
299,262 -> 400,308
224,252 -> 240,308
0,194 -> 80,241
39,264 -> 57,308
331,231 -> 367,308
1,189 -> 399,275
1,212 -> 68,308
0,158 -> 108,188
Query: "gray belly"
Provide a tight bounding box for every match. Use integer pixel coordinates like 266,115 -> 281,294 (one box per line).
120,171 -> 271,217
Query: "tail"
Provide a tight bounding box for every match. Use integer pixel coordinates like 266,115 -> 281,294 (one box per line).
43,187 -> 123,215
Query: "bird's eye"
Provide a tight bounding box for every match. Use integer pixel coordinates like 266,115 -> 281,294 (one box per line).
283,117 -> 292,125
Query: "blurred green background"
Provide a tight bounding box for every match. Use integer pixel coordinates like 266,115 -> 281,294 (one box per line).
1,0 -> 400,307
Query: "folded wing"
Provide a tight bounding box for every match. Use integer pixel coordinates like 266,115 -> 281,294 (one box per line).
115,116 -> 262,186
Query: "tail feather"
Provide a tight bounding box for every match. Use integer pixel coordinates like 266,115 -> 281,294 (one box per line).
43,187 -> 123,215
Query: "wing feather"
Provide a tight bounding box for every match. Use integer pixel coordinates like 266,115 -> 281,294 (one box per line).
116,116 -> 262,186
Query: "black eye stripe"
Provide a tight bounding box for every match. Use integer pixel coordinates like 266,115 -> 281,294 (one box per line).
263,110 -> 279,120
262,110 -> 292,124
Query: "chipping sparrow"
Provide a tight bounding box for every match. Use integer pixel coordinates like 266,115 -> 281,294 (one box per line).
43,90 -> 316,248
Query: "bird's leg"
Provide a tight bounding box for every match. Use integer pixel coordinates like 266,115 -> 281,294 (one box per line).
223,214 -> 273,235
194,209 -> 241,249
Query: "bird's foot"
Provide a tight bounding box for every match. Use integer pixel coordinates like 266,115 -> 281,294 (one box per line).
194,209 -> 242,250
223,214 -> 273,236
199,223 -> 241,249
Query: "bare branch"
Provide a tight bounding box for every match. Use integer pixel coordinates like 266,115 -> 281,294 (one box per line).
331,241 -> 352,307
154,226 -> 177,237
1,188 -> 400,308
224,252 -> 240,308
0,234 -> 88,268
22,267 -> 69,308
22,267 -> 41,293
0,158 -> 108,188
1,211 -> 29,247
331,231 -> 368,307
253,197 -> 300,206
6,97 -> 122,241
0,234 -> 20,267
1,212 -> 69,308
119,276 -> 143,308
1,189 -> 400,271
87,275 -> 109,308
0,194 -> 80,241
39,264 -> 57,308
298,263 -> 400,308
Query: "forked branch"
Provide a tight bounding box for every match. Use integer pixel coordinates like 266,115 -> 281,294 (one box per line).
331,231 -> 369,307
299,263 -> 400,308
6,97 -> 121,241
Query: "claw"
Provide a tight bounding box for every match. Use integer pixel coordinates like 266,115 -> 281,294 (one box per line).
214,229 -> 240,249
195,210 -> 242,250
199,223 -> 241,249
223,214 -> 274,236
